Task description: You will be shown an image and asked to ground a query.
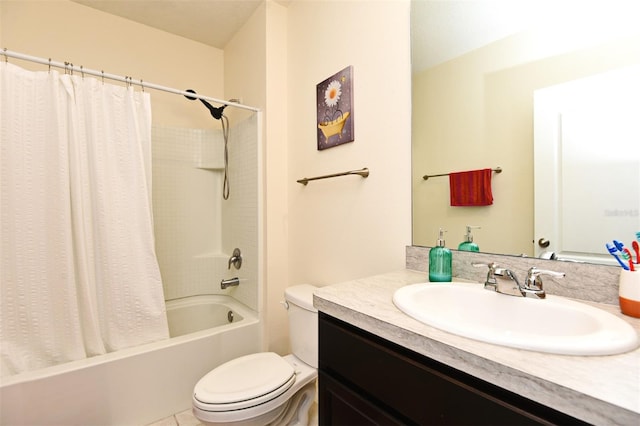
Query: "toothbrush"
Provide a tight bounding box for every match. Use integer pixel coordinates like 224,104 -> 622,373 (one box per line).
606,242 -> 630,270
612,240 -> 631,261
613,240 -> 630,260
614,239 -> 636,270
614,239 -> 626,250
623,248 -> 636,271
632,241 -> 640,264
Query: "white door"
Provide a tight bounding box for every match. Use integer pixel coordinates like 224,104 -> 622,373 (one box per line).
534,65 -> 640,264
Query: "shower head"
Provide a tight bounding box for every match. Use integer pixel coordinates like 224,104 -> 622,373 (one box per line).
184,89 -> 227,120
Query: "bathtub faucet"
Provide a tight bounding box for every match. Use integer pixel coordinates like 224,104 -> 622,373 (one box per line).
221,277 -> 240,290
228,248 -> 243,270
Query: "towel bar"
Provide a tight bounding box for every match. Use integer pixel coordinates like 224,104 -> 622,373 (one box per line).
297,168 -> 369,185
423,167 -> 502,180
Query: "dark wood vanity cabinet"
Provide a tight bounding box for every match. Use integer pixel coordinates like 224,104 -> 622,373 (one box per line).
318,312 -> 585,425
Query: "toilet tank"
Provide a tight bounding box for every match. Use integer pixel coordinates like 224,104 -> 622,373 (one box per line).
284,284 -> 318,368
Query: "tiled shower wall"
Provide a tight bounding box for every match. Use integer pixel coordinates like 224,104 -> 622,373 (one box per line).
221,114 -> 259,311
152,114 -> 258,311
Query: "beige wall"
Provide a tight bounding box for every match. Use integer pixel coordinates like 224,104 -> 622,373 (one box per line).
223,0 -> 291,352
1,0 -> 413,356
0,0 -> 224,129
287,0 -> 412,287
412,30 -> 640,256
263,1 -> 291,353
224,0 -> 412,355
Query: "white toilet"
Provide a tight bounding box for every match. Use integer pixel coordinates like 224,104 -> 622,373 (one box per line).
192,284 -> 319,426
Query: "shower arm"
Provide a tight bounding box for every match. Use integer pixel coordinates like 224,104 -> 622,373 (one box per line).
185,89 -> 226,120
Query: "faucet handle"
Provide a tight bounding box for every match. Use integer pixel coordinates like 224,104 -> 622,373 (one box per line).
525,267 -> 565,291
228,248 -> 242,270
472,262 -> 498,289
472,262 -> 498,272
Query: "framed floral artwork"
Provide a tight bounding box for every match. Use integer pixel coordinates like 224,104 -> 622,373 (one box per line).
316,66 -> 354,150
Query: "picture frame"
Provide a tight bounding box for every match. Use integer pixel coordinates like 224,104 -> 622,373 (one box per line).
316,66 -> 354,150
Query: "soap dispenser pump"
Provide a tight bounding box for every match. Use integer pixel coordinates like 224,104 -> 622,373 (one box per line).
458,226 -> 480,252
429,228 -> 452,282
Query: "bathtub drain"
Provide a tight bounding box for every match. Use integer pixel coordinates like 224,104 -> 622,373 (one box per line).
227,310 -> 234,323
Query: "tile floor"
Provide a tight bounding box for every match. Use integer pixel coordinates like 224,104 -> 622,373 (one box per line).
148,409 -> 202,426
147,403 -> 318,426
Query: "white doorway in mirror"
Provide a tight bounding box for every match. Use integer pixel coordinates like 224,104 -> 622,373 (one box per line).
534,65 -> 640,265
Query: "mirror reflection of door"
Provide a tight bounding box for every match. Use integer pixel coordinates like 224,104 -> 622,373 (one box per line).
534,65 -> 640,264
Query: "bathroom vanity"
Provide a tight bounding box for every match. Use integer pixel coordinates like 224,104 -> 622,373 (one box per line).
314,270 -> 640,425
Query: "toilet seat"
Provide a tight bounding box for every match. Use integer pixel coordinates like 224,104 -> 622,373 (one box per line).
193,352 -> 295,411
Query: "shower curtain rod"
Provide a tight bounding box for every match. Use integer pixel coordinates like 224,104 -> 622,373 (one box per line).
2,48 -> 259,113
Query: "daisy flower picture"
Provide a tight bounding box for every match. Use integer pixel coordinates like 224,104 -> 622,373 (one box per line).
316,66 -> 354,150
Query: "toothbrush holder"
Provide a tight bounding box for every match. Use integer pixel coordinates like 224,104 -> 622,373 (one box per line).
619,269 -> 640,318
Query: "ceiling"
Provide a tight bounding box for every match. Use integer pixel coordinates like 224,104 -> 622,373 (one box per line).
411,0 -> 543,72
72,0 -> 265,49
73,0 -> 539,72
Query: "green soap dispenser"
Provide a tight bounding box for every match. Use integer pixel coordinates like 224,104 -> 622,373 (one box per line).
429,228 -> 452,282
458,225 -> 480,252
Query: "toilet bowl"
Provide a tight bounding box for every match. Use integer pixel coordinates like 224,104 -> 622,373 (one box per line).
192,285 -> 318,426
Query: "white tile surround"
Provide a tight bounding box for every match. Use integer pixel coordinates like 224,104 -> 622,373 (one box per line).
152,126 -> 224,300
152,115 -> 259,310
313,246 -> 640,425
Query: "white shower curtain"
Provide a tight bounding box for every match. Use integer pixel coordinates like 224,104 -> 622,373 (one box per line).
0,62 -> 169,377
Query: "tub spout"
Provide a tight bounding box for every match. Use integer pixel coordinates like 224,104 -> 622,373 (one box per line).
221,277 -> 240,290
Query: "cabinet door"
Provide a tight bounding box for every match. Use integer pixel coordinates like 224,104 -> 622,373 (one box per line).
319,313 -> 583,425
318,371 -> 404,426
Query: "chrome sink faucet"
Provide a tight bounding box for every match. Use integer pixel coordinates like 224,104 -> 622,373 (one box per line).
472,263 -> 565,299
523,267 -> 565,299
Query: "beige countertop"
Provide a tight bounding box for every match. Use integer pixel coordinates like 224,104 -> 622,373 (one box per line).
313,269 -> 640,425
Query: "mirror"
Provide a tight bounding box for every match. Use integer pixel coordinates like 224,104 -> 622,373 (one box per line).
411,0 -> 640,264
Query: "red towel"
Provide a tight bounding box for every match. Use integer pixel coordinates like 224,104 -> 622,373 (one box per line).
449,168 -> 493,206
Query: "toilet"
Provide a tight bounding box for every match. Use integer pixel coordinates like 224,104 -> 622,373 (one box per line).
192,284 -> 319,426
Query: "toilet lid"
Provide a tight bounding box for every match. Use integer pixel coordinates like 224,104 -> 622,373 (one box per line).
194,352 -> 295,409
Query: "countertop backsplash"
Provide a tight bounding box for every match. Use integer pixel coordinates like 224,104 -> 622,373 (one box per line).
406,246 -> 622,305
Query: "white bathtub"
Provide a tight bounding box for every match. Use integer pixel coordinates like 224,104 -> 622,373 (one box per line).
0,295 -> 261,425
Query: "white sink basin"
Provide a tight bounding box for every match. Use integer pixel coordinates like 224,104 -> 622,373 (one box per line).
393,282 -> 639,355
